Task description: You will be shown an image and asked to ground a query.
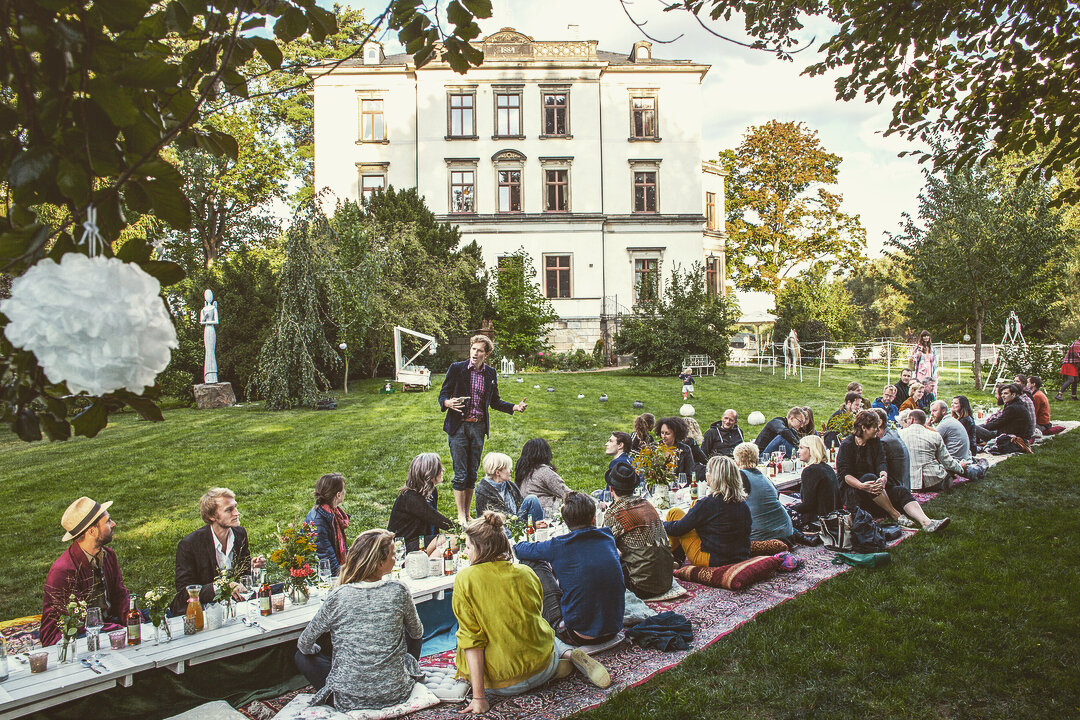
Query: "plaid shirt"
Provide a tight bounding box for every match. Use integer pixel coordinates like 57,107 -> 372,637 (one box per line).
1065,340 -> 1080,369
465,360 -> 485,420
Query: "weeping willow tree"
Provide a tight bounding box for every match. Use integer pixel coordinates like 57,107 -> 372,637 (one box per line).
248,208 -> 339,409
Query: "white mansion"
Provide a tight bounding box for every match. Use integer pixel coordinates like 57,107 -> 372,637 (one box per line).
306,28 -> 726,351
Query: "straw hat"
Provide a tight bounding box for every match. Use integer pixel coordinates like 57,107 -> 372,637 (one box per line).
61,496 -> 112,542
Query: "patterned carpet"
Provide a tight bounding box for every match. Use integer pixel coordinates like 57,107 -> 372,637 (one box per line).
238,544 -> 853,720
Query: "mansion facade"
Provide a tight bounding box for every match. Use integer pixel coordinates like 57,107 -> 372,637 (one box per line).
306,29 -> 726,351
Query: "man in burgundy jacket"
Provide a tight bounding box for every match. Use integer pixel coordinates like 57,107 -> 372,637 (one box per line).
41,497 -> 130,646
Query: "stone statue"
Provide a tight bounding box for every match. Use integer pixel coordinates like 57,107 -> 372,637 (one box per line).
200,289 -> 219,384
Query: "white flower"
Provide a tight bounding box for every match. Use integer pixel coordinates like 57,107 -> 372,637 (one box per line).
1,254 -> 178,396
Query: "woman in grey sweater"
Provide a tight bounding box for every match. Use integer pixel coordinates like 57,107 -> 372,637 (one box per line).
295,529 -> 424,710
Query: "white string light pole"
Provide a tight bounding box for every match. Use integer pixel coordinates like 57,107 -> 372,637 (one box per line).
339,342 -> 349,394
818,342 -> 825,387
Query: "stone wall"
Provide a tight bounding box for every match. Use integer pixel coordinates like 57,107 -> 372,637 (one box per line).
546,317 -> 605,353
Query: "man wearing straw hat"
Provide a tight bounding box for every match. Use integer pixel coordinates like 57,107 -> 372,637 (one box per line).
41,497 -> 130,646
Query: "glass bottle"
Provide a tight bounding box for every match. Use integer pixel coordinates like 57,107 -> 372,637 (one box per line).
0,636 -> 8,682
525,517 -> 535,543
259,580 -> 273,616
185,584 -> 205,631
126,596 -> 142,646
443,536 -> 454,576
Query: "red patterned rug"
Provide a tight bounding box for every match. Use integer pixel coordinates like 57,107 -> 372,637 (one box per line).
238,544 -> 852,720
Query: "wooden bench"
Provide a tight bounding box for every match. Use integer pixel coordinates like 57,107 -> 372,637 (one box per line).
683,354 -> 716,376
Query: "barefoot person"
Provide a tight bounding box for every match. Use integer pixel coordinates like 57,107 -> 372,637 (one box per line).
439,334 -> 527,525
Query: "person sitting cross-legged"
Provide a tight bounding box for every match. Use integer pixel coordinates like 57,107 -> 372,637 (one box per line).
900,409 -> 970,493
872,407 -> 911,490
794,435 -> 841,525
294,529 -> 424,712
983,383 -> 1035,445
602,463 -> 675,599
453,512 -> 612,716
836,410 -> 950,532
474,452 -> 544,526
663,456 -> 752,568
516,438 -> 574,519
732,441 -> 796,543
1027,376 -> 1052,433
514,492 -> 625,646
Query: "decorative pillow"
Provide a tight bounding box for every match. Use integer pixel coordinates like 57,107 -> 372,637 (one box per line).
773,552 -> 803,572
749,539 -> 790,556
673,556 -> 781,591
419,666 -> 470,703
641,580 -> 688,603
272,683 -> 440,720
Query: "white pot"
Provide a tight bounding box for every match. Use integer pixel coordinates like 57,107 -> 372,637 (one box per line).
204,603 -> 224,631
405,551 -> 431,579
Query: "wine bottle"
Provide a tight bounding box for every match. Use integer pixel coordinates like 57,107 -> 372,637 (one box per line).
126,597 -> 142,646
443,537 -> 454,576
259,581 -> 272,616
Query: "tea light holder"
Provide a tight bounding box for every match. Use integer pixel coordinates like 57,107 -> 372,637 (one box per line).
109,630 -> 127,650
183,617 -> 197,636
271,594 -> 285,613
28,651 -> 49,673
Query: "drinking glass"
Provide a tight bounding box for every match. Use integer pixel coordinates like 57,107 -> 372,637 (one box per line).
318,559 -> 332,589
394,537 -> 406,568
85,606 -> 103,660
238,575 -> 255,618
677,472 -> 687,488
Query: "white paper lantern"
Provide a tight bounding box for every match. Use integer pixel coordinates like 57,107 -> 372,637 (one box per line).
748,411 -> 766,425
680,403 -> 695,417
1,254 -> 178,396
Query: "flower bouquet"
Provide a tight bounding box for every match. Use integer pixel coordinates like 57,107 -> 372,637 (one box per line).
144,587 -> 172,643
57,594 -> 87,663
269,522 -> 318,605
631,443 -> 678,488
212,568 -> 239,620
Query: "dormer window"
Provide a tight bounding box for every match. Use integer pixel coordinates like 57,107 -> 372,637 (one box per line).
631,41 -> 652,62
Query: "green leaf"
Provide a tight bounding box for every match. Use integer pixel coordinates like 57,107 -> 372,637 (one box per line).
115,56 -> 178,90
193,129 -> 240,161
446,1 -> 472,28
274,7 -> 308,41
40,413 -> 72,441
88,77 -> 140,127
251,37 -> 283,70
165,1 -> 192,32
136,178 -> 192,229
115,391 -> 165,422
98,0 -> 150,31
461,0 -> 493,18
6,147 -> 56,188
15,408 -> 42,442
72,402 -> 109,439
137,259 -> 186,287
56,159 -> 90,205
116,237 -> 152,263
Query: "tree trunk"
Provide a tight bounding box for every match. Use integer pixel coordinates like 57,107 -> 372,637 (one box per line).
973,311 -> 984,389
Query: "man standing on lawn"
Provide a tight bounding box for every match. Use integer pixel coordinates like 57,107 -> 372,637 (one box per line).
439,334 -> 527,525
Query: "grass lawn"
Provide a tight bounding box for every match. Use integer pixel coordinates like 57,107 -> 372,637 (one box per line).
4,363 -> 1079,717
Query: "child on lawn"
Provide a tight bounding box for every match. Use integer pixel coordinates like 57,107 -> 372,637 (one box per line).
679,367 -> 694,400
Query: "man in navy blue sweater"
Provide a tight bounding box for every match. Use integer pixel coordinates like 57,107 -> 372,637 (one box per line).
438,334 -> 527,524
515,492 -> 625,645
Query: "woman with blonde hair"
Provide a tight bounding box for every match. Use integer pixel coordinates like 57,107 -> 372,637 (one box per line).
662,455 -> 751,568
681,417 -> 708,465
295,529 -> 424,711
453,512 -> 611,715
387,453 -> 453,554
474,452 -> 544,524
898,382 -> 924,412
733,441 -> 795,542
795,434 -> 840,525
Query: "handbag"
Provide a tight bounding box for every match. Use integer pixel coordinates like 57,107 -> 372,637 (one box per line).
849,506 -> 888,553
818,510 -> 852,551
832,552 -> 890,568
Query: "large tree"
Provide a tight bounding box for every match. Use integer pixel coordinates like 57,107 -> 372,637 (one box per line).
0,0 -> 492,441
844,256 -> 910,339
663,0 -> 1080,205
721,120 -> 866,298
889,159 -> 1073,388
772,262 -> 859,345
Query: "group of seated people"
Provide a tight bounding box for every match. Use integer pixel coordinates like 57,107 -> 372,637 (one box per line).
39,371 -> 1060,716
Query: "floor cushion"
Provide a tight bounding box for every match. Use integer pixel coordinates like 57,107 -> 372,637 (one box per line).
271,682 -> 440,720
418,666 -> 470,703
674,556 -> 781,590
163,701 -> 248,720
749,538 -> 790,556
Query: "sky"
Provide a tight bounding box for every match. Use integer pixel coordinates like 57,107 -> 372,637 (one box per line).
327,0 -> 929,316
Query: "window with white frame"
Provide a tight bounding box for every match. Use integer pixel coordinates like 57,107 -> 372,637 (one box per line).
498,170 -> 522,212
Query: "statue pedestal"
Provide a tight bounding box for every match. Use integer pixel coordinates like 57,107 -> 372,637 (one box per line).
193,382 -> 236,409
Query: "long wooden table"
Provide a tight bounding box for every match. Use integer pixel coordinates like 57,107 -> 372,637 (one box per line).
0,573 -> 457,720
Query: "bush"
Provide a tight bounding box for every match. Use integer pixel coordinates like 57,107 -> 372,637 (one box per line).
528,349 -> 599,371
999,343 -> 1062,383
615,263 -> 738,374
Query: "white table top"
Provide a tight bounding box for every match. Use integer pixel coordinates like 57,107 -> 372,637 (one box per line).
0,574 -> 458,720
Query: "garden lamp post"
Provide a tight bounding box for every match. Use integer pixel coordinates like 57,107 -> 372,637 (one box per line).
339,342 -> 348,394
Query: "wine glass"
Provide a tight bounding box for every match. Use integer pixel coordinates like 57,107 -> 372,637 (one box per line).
318,559 -> 332,589
238,574 -> 255,618
85,606 -> 103,660
394,536 -> 406,576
